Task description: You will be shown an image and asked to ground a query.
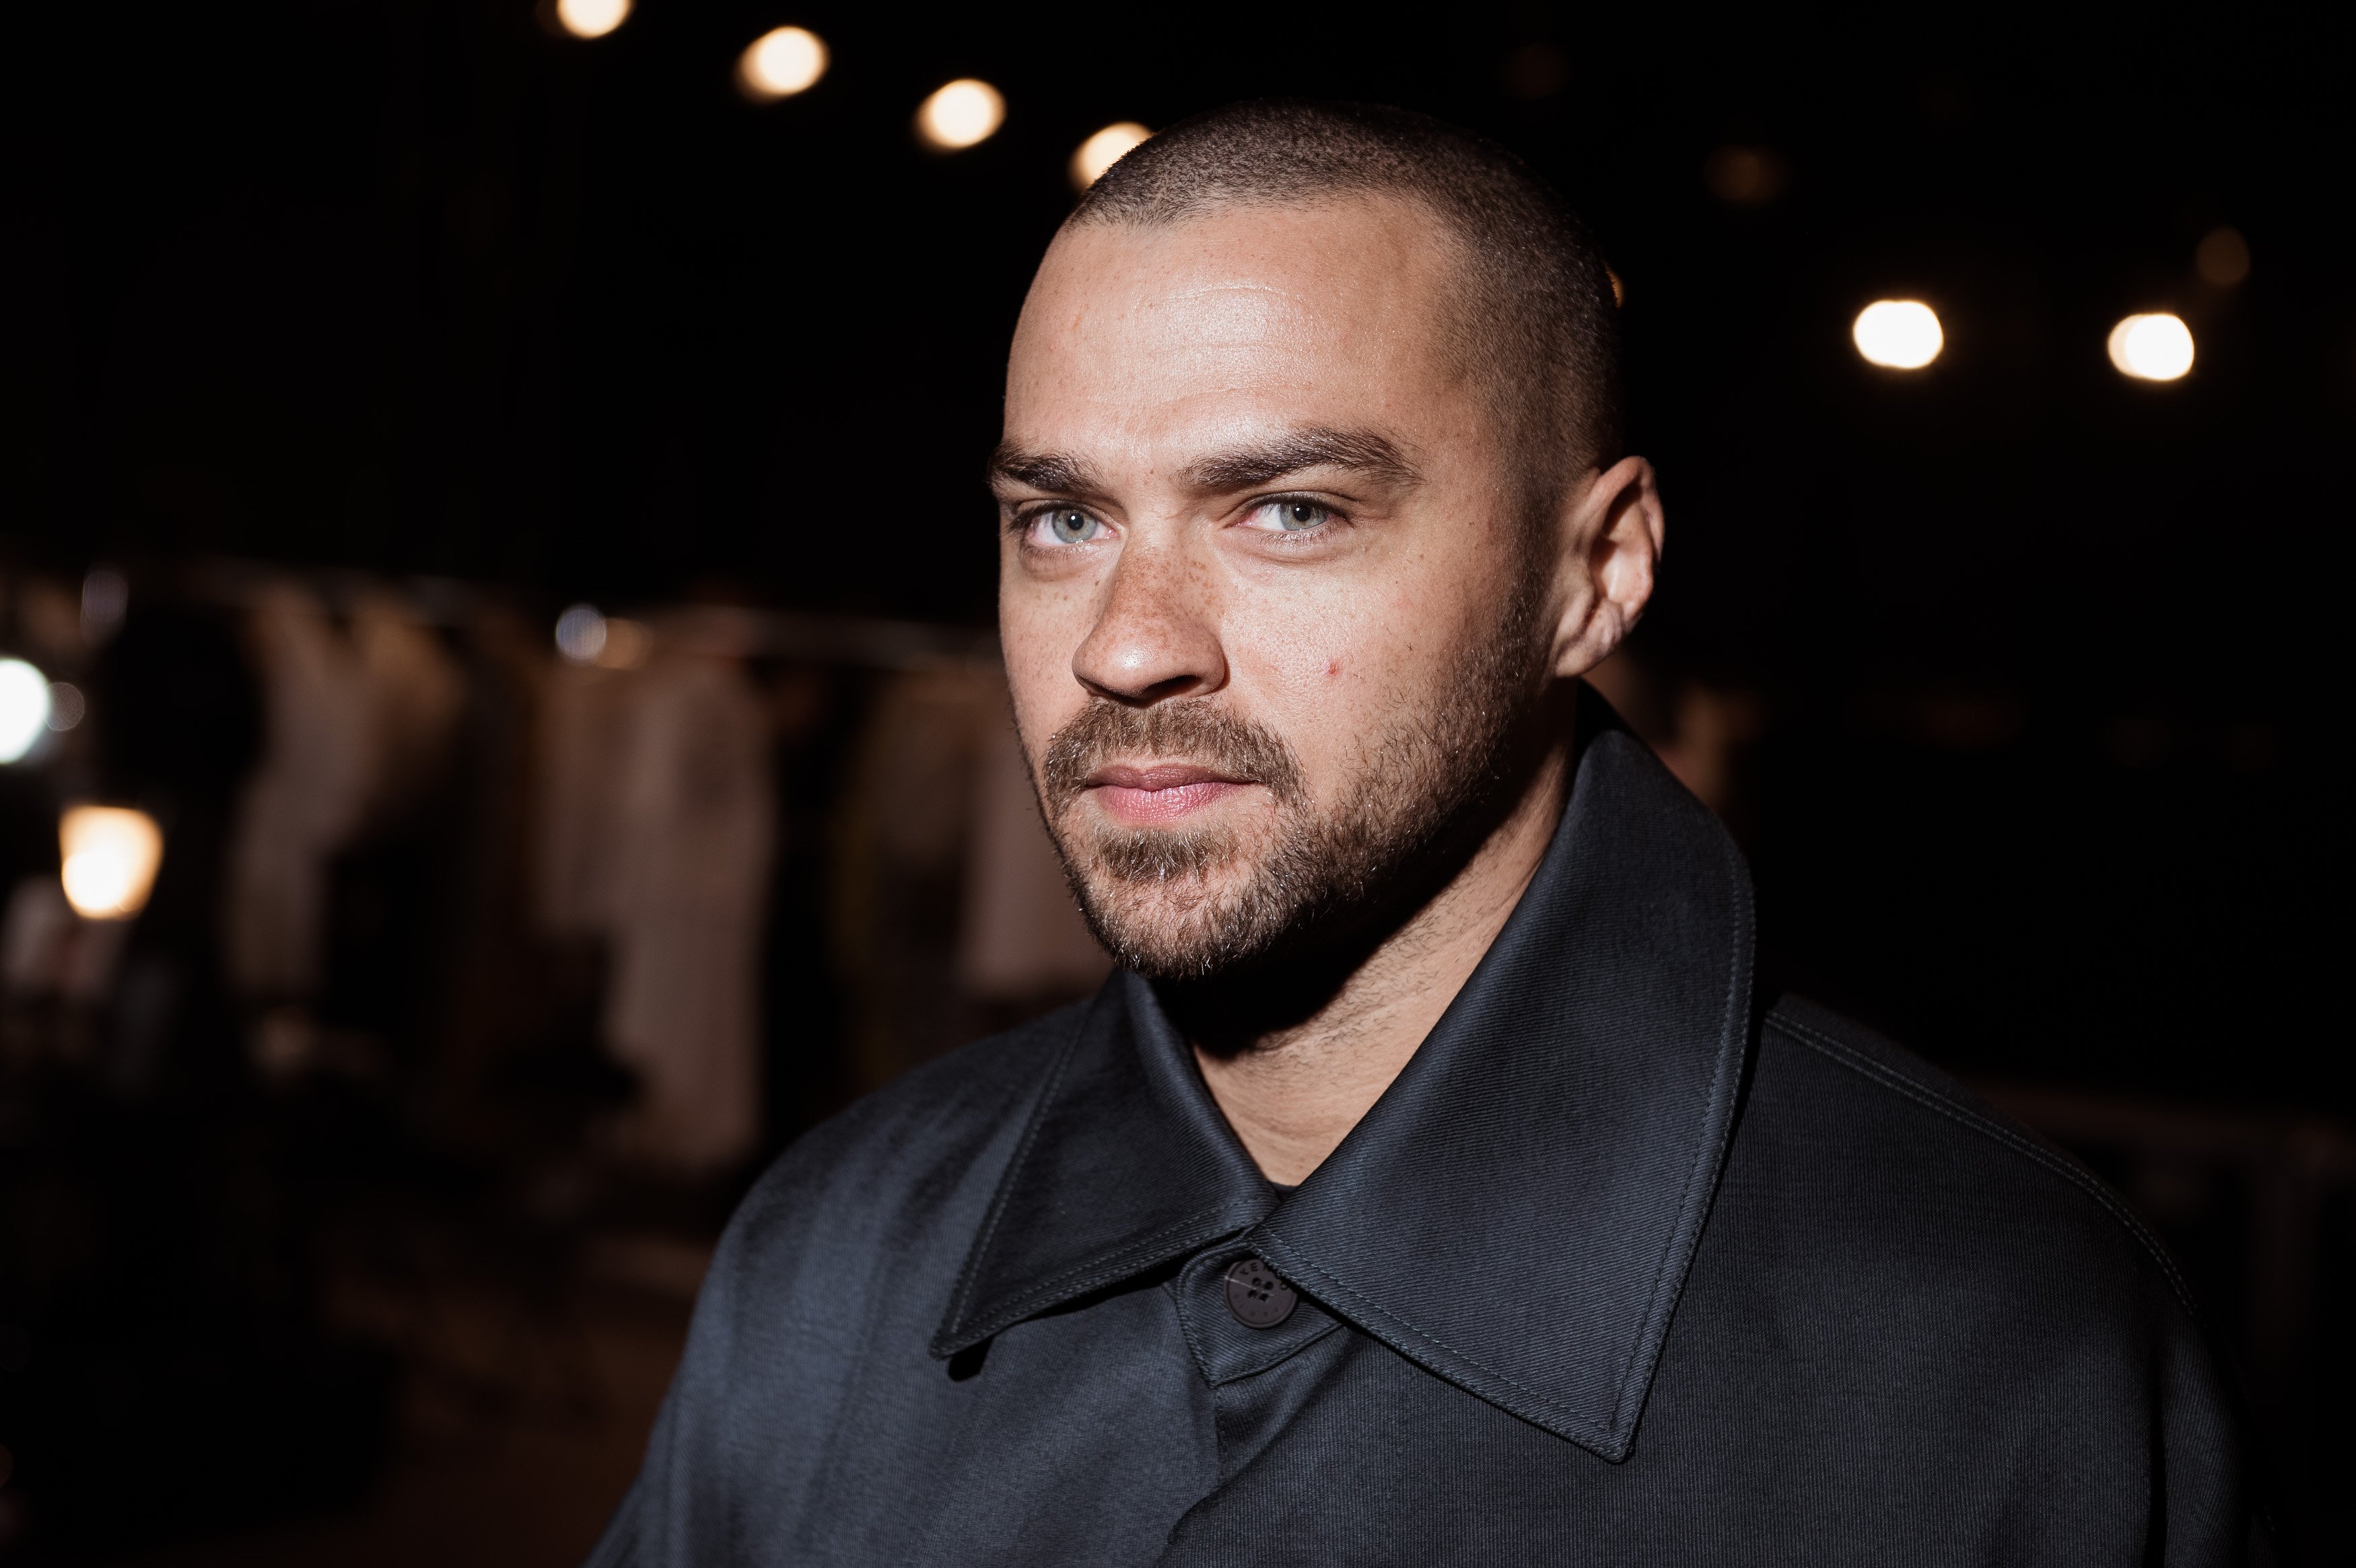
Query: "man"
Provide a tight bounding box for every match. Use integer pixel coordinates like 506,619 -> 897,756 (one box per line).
590,101 -> 2260,1565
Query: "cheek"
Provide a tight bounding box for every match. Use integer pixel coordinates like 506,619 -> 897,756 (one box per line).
998,575 -> 1090,750
1226,576 -> 1471,777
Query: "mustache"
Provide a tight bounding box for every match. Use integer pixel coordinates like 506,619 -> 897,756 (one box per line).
1039,699 -> 1307,815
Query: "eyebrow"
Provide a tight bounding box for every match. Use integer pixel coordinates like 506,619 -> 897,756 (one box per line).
987,426 -> 1422,500
988,444 -> 1107,496
1182,427 -> 1422,493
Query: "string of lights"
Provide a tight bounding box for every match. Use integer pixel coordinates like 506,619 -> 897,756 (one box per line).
544,11 -> 2235,386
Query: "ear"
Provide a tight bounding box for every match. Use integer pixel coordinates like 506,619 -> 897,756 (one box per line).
1546,455 -> 1664,679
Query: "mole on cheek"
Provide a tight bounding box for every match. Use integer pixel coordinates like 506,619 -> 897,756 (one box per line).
1325,659 -> 1341,679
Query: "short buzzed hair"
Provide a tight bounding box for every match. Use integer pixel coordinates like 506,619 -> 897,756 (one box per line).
1070,99 -> 1624,502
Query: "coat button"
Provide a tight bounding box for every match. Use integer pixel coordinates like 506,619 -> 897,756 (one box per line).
1223,1256 -> 1297,1328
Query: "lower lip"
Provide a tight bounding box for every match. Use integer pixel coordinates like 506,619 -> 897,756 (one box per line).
1090,780 -> 1247,826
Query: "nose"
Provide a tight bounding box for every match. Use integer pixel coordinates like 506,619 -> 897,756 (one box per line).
1070,535 -> 1228,706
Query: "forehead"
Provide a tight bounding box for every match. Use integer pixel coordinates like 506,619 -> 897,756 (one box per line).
1006,198 -> 1472,457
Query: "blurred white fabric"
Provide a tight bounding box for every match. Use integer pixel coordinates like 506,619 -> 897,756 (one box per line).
224,585 -> 465,1001
536,653 -> 774,1174
534,663 -> 632,939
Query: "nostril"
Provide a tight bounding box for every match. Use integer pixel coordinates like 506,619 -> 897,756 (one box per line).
1078,670 -> 1203,708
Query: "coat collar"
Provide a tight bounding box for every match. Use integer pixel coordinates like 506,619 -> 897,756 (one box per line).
933,692 -> 1754,1463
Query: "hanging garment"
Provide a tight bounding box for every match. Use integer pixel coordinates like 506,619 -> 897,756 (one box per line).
532,660 -> 633,940
347,590 -> 466,824
222,585 -> 376,1000
545,653 -> 774,1174
223,584 -> 465,1003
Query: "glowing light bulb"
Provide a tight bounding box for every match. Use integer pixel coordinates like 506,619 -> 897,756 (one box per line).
60,806 -> 164,921
917,79 -> 1004,150
555,0 -> 631,39
2107,313 -> 2194,382
1070,122 -> 1149,189
0,660 -> 53,763
1852,299 -> 1943,370
739,26 -> 827,99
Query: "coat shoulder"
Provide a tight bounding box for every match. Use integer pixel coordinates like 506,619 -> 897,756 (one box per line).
1747,995 -> 2204,1326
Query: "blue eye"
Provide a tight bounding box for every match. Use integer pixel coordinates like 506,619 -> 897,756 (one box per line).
1247,499 -> 1333,534
1039,509 -> 1101,544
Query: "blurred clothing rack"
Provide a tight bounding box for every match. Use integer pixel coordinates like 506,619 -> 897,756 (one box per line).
182,559 -> 1000,671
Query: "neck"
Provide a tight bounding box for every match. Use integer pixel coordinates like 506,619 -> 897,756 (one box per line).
1175,713 -> 1574,1185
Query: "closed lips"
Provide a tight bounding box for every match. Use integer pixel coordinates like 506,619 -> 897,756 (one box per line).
1087,764 -> 1252,824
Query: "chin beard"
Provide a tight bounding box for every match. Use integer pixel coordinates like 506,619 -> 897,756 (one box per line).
1035,603 -> 1546,983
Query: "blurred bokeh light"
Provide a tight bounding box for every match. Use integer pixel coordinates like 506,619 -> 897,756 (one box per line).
2195,226 -> 2251,287
1852,299 -> 1944,369
2108,312 -> 2195,381
0,659 -> 54,762
1070,122 -> 1150,189
556,603 -> 609,664
46,681 -> 86,732
1703,144 -> 1789,206
917,79 -> 1005,150
555,0 -> 631,40
59,805 -> 166,921
738,27 -> 827,101
79,567 -> 128,644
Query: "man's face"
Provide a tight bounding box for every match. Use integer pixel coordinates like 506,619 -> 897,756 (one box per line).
996,197 -> 1549,978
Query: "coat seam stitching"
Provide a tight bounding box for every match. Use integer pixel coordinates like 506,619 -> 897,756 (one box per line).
1268,1249 -> 1616,1451
1768,1011 -> 2205,1322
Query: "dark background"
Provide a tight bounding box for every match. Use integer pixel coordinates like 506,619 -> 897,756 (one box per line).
7,2 -> 2347,1100
1,1 -> 2349,1561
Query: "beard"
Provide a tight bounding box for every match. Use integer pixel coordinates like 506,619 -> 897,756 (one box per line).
1029,590 -> 1548,982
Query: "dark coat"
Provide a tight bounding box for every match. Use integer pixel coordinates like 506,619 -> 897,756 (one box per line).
589,714 -> 2264,1565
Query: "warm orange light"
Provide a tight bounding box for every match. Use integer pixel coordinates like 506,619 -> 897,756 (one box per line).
1852,300 -> 1943,369
739,27 -> 827,100
555,0 -> 631,38
1070,122 -> 1149,189
61,806 -> 164,921
917,79 -> 1004,150
2108,313 -> 2194,382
